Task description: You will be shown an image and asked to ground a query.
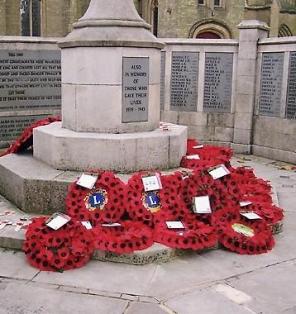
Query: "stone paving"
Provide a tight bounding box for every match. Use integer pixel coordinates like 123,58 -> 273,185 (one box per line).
0,154 -> 295,314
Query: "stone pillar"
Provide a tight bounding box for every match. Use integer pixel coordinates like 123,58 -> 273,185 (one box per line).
232,20 -> 269,154
33,0 -> 187,172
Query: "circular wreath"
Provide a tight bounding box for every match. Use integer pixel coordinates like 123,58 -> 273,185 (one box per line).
181,139 -> 233,170
23,217 -> 95,271
92,221 -> 153,254
212,208 -> 275,255
126,172 -> 187,226
153,216 -> 217,250
244,202 -> 284,225
1,116 -> 61,156
66,171 -> 127,226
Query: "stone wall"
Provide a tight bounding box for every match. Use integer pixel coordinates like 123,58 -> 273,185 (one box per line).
160,23 -> 296,164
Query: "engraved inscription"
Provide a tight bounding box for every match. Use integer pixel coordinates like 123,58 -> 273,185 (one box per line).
203,53 -> 233,113
0,50 -> 61,112
286,51 -> 296,119
160,51 -> 166,110
122,57 -> 149,123
0,115 -> 48,141
170,52 -> 198,112
259,52 -> 284,117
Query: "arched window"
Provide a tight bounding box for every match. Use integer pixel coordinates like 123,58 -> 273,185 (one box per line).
151,0 -> 158,37
278,24 -> 293,37
188,19 -> 232,39
20,0 -> 41,36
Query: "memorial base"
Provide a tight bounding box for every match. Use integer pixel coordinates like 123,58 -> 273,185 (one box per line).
33,122 -> 187,172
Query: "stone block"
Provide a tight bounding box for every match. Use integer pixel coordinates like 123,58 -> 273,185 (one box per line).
33,122 -> 187,172
253,145 -> 296,164
236,59 -> 257,77
207,113 -> 234,128
178,112 -> 208,127
233,128 -> 252,145
236,75 -> 256,95
231,143 -> 252,154
188,125 -> 214,142
238,42 -> 258,60
62,84 -> 77,130
235,94 -> 255,113
161,110 -> 179,124
234,112 -> 253,130
214,127 -> 234,142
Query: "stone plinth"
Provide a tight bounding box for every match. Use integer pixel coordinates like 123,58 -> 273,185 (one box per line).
34,122 -> 187,172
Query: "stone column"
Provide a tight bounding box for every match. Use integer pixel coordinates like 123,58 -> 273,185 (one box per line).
33,0 -> 187,172
232,20 -> 269,154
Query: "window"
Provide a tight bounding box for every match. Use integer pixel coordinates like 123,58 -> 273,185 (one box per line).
214,0 -> 222,7
151,0 -> 158,37
20,0 -> 41,36
198,0 -> 205,5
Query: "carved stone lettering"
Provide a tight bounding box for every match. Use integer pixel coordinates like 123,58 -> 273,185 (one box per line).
122,57 -> 149,123
259,52 -> 284,117
0,50 -> 61,112
286,51 -> 296,119
0,115 -> 48,141
203,53 -> 233,113
170,52 -> 198,112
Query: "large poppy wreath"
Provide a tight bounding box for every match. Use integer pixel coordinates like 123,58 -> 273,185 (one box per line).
66,171 -> 127,226
92,221 -> 153,254
126,172 -> 187,226
212,208 -> 275,255
23,217 -> 95,271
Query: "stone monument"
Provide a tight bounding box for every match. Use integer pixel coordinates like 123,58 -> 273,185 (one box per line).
33,0 -> 187,172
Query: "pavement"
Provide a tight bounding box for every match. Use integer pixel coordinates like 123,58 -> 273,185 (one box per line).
0,154 -> 295,314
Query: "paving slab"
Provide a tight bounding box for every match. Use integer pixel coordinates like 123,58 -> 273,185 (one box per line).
0,281 -> 128,314
227,260 -> 296,314
165,286 -> 254,314
125,302 -> 168,314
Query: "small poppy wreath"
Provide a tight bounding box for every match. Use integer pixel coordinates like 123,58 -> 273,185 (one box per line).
66,171 -> 127,226
153,217 -> 218,251
212,208 -> 275,255
1,116 -> 61,156
126,172 -> 187,226
23,217 -> 95,271
92,221 -> 153,254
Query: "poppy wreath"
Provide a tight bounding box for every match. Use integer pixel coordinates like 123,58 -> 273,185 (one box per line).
126,172 -> 187,226
181,139 -> 233,170
23,217 -> 95,271
153,215 -> 218,250
212,207 -> 275,255
1,116 -> 61,156
92,221 -> 153,254
180,169 -> 217,223
66,171 -> 127,226
244,202 -> 284,225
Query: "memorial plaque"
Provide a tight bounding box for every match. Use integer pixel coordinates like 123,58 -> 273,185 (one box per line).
170,52 -> 198,112
259,52 -> 284,117
160,51 -> 166,110
0,115 -> 49,141
286,51 -> 296,119
122,57 -> 149,123
0,50 -> 61,112
203,53 -> 233,113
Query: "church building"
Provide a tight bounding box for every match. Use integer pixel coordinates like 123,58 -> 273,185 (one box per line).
0,0 -> 295,38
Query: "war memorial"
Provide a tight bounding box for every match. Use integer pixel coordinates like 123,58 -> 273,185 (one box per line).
0,0 -> 295,313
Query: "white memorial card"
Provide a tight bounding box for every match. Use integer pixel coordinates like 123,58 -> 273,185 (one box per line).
166,221 -> 185,230
193,196 -> 212,214
193,145 -> 204,149
101,223 -> 122,227
76,174 -> 98,189
46,213 -> 71,230
239,201 -> 253,207
142,174 -> 162,192
241,212 -> 262,220
186,154 -> 200,160
209,164 -> 230,180
81,221 -> 93,230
